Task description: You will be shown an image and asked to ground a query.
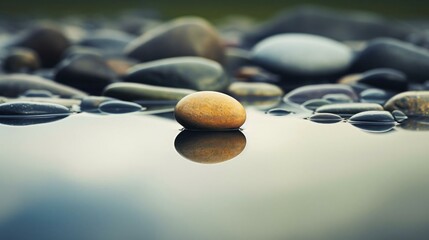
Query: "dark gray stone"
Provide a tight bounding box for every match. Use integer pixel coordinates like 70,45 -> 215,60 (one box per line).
99,100 -> 143,114
284,84 -> 358,104
124,57 -> 230,91
0,101 -> 70,115
316,103 -> 383,117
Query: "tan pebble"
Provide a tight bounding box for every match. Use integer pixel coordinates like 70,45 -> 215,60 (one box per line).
174,91 -> 246,130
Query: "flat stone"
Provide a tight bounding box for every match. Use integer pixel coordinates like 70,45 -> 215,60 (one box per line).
103,82 -> 195,101
174,91 -> 246,130
2,48 -> 40,73
349,110 -> 395,123
0,74 -> 87,98
80,96 -> 116,112
174,130 -> 246,164
251,33 -> 353,77
384,91 -> 429,116
99,100 -> 143,114
124,57 -> 230,91
5,24 -> 70,68
54,55 -> 118,95
316,103 -> 383,117
266,108 -> 292,116
227,82 -> 283,98
322,93 -> 353,103
284,84 -> 358,104
124,17 -> 225,64
5,97 -> 80,109
351,38 -> 429,83
360,88 -> 389,104
356,68 -> 408,92
309,113 -> 342,124
0,101 -> 70,116
20,90 -> 55,98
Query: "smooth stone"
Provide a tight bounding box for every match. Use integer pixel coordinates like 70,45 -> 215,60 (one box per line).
0,74 -> 87,98
251,33 -> 353,77
125,17 -> 225,64
54,55 -> 118,95
316,103 -> 383,117
266,108 -> 292,116
124,57 -> 230,91
360,88 -> 389,104
384,91 -> 429,116
392,110 -> 408,123
2,48 -> 40,73
351,38 -> 429,82
174,91 -> 246,130
224,48 -> 252,75
103,82 -> 195,101
20,90 -> 55,98
309,113 -> 342,124
242,6 -> 416,47
356,68 -> 408,92
349,110 -> 395,123
227,82 -> 283,98
99,100 -> 143,114
174,130 -> 246,164
322,93 -> 353,103
302,99 -> 332,111
5,24 -> 70,68
284,84 -> 358,104
0,101 -> 70,116
80,96 -> 116,112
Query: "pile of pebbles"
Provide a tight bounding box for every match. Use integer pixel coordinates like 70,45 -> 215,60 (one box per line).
0,6 -> 429,131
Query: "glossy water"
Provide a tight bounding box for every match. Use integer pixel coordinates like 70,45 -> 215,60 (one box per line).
0,109 -> 428,240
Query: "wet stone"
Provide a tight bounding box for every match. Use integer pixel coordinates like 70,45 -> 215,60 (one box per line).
5,24 -> 70,68
284,84 -> 358,104
174,91 -> 246,130
302,99 -> 332,111
251,33 -> 353,77
0,74 -> 87,98
349,110 -> 395,123
392,110 -> 408,123
0,101 -> 70,116
322,93 -> 353,103
2,48 -> 40,73
125,17 -> 225,64
384,91 -> 429,116
103,82 -> 195,101
360,88 -> 390,105
227,82 -> 283,98
266,108 -> 292,116
99,100 -> 143,114
356,68 -> 408,92
54,55 -> 118,95
350,38 -> 429,83
316,103 -> 384,117
124,57 -> 230,92
309,113 -> 343,124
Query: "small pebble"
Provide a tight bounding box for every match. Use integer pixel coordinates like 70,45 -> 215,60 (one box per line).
392,110 -> 408,123
360,88 -> 389,104
302,99 -> 332,111
322,93 -> 353,103
309,113 -> 342,124
316,103 -> 383,117
174,91 -> 246,130
266,108 -> 292,116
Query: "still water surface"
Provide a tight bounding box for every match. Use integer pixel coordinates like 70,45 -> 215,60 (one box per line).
0,109 -> 428,239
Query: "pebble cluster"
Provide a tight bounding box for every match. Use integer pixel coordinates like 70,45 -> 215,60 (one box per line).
0,6 -> 429,131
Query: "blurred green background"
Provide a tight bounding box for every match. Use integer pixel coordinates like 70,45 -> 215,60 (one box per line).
0,0 -> 428,20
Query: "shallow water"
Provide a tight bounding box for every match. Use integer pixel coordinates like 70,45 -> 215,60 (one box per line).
0,109 -> 428,240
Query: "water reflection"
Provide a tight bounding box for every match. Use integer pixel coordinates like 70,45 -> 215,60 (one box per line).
0,114 -> 70,126
174,130 -> 246,164
350,121 -> 396,133
400,117 -> 429,131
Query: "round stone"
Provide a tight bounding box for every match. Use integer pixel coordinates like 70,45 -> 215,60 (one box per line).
384,91 -> 429,116
251,33 -> 353,77
174,130 -> 246,164
174,91 -> 246,130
